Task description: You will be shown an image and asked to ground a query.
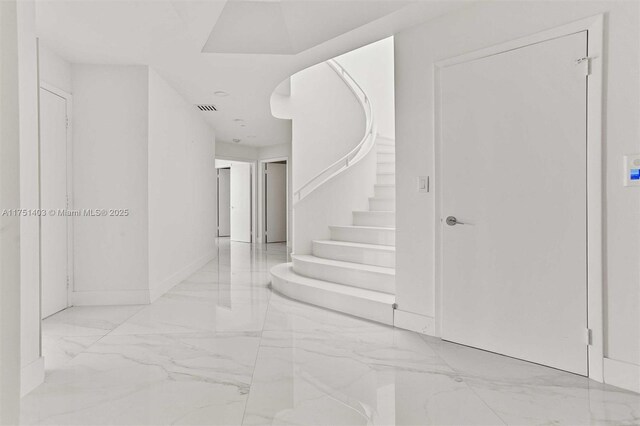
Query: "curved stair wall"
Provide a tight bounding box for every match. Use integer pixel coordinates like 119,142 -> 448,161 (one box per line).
293,151 -> 377,255
290,62 -> 366,200
271,56 -> 395,325
289,60 -> 374,255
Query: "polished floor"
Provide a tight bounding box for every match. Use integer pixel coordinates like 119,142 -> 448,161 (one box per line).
21,240 -> 640,425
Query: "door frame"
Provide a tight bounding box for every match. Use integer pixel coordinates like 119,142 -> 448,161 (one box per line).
433,15 -> 604,381
259,156 -> 289,244
215,156 -> 257,243
39,82 -> 74,315
216,167 -> 231,237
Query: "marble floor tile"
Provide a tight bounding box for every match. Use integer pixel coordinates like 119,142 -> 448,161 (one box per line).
22,332 -> 260,425
424,336 -> 640,425
21,240 -> 640,426
42,335 -> 104,372
42,305 -> 145,337
110,290 -> 270,335
242,329 -> 504,425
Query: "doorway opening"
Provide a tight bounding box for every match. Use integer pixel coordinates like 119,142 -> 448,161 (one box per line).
262,159 -> 288,244
39,83 -> 73,320
215,159 -> 256,243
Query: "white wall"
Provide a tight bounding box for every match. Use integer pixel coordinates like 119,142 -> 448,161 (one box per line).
71,65 -> 150,303
290,60 -> 373,254
0,0 -> 23,420
38,42 -> 71,93
394,0 -> 640,390
216,141 -> 258,161
148,69 -> 216,300
336,37 -> 395,140
290,62 -> 364,189
17,0 -> 44,396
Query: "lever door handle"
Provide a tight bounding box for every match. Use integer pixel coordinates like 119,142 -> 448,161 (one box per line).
446,216 -> 465,226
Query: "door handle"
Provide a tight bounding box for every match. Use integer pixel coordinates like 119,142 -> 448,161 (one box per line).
446,216 -> 465,226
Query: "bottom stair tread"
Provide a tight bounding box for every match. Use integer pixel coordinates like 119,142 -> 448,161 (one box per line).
292,254 -> 395,275
270,263 -> 395,325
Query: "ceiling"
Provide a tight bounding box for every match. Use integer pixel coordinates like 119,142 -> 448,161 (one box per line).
203,1 -> 410,54
35,0 -> 468,147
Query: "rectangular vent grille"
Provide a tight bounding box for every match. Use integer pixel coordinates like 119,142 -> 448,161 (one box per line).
196,104 -> 217,111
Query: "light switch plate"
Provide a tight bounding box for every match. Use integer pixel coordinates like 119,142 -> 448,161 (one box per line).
417,176 -> 429,193
624,155 -> 640,187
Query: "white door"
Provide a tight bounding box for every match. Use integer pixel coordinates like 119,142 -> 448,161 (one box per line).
440,32 -> 588,375
217,168 -> 231,237
40,88 -> 69,319
230,163 -> 252,243
265,162 -> 287,243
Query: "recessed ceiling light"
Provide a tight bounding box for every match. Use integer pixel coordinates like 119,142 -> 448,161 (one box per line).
232,138 -> 241,143
214,91 -> 229,97
233,118 -> 244,122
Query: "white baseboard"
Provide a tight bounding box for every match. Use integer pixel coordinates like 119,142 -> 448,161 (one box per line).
71,289 -> 150,306
604,357 -> 640,394
69,251 -> 216,306
394,309 -> 436,336
149,250 -> 217,302
21,356 -> 44,397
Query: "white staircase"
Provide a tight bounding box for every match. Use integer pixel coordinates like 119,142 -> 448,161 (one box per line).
271,137 -> 396,325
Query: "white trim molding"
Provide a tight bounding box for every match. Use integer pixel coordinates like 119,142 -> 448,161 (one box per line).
71,289 -> 150,306
433,15 -> 605,382
149,250 -> 216,302
20,356 -> 44,397
603,358 -> 640,394
38,82 -> 75,317
394,309 -> 436,336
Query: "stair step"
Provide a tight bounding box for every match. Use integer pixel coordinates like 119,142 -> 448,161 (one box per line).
313,240 -> 395,268
270,263 -> 395,325
377,162 -> 395,174
369,197 -> 395,212
353,210 -> 395,228
374,184 -> 395,199
377,145 -> 395,154
377,152 -> 395,163
376,137 -> 395,147
292,254 -> 395,294
329,225 -> 395,246
377,173 -> 395,185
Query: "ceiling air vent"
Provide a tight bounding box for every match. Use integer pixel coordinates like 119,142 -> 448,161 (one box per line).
196,104 -> 217,112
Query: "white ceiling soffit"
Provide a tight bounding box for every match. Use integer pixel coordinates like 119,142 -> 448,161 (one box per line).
202,0 -> 411,54
34,0 -> 469,147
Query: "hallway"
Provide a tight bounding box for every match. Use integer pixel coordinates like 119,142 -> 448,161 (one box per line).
20,240 -> 640,425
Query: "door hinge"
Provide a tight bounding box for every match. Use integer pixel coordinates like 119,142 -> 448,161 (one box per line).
586,328 -> 593,346
66,276 -> 70,289
65,117 -> 70,129
575,57 -> 592,76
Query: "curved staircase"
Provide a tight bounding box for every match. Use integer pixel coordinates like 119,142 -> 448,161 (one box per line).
271,132 -> 396,325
